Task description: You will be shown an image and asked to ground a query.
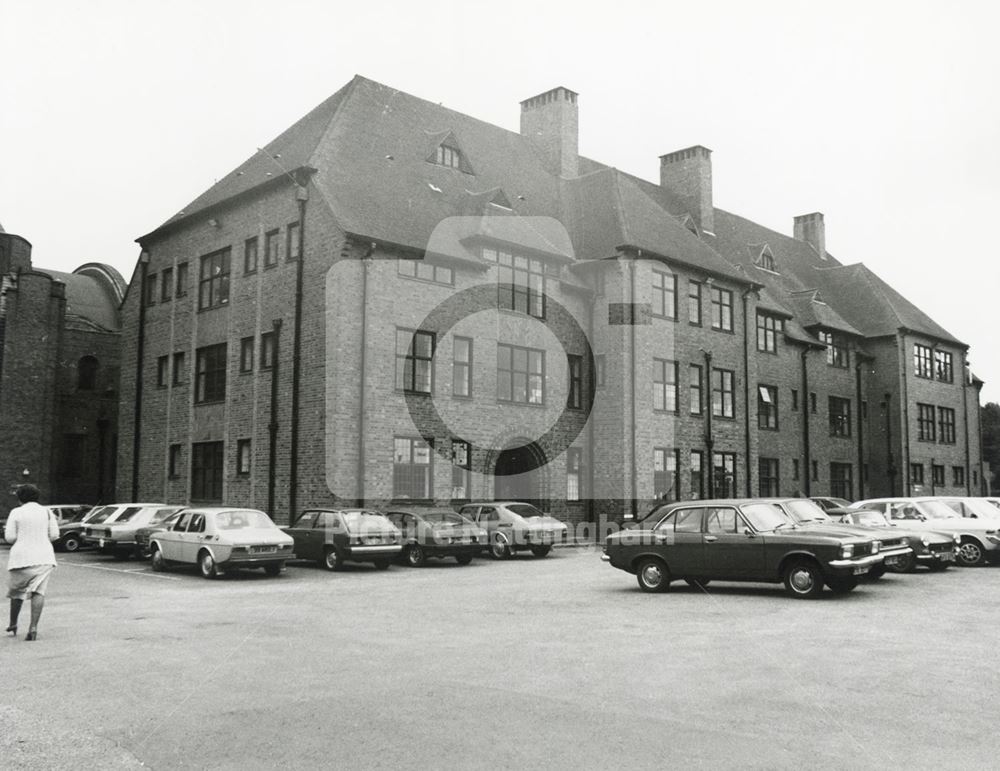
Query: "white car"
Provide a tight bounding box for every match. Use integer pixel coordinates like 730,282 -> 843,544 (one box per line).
457,501 -> 568,559
150,507 -> 295,579
851,498 -> 1000,567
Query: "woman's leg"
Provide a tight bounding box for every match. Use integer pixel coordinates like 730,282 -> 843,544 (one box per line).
7,598 -> 22,632
27,594 -> 44,634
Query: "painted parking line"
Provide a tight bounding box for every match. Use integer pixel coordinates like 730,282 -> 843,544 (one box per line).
62,561 -> 181,581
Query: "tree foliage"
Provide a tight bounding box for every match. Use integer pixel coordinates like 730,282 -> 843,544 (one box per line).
983,402 -> 1000,493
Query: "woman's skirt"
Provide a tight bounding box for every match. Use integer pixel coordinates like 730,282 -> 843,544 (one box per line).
7,564 -> 55,600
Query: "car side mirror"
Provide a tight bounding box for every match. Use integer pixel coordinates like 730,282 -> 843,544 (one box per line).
744,528 -> 755,537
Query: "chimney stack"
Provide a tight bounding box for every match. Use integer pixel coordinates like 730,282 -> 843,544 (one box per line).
659,146 -> 713,234
793,212 -> 826,259
520,87 -> 578,179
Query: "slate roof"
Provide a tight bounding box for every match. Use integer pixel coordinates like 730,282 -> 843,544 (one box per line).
38,264 -> 125,332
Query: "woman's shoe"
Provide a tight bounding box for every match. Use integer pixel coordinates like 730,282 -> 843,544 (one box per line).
24,630 -> 36,641
5,625 -> 15,636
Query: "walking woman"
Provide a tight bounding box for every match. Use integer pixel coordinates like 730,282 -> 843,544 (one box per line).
5,484 -> 58,641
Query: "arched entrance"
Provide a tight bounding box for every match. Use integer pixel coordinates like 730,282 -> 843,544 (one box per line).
494,440 -> 547,507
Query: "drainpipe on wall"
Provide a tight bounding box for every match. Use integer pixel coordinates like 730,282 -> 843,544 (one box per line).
586,282 -> 596,531
899,330 -> 911,495
288,184 -> 307,522
741,289 -> 752,497
882,392 -> 895,497
356,243 -> 375,507
629,253 -> 638,519
800,347 -> 811,497
267,319 -> 282,519
131,251 -> 150,501
962,353 -> 972,495
855,356 -> 865,499
703,349 -> 714,496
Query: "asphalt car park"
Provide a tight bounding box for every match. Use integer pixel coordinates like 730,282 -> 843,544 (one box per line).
3,544 -> 1000,769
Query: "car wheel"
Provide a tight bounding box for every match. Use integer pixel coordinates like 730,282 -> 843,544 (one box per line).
867,565 -> 886,579
783,560 -> 824,599
827,576 -> 859,594
320,547 -> 342,572
635,558 -> 671,593
455,554 -> 473,566
889,552 -> 916,573
263,563 -> 282,577
62,534 -> 81,553
684,578 -> 711,590
956,539 -> 985,567
489,533 -> 511,560
405,544 -> 426,567
530,545 -> 552,558
373,559 -> 391,571
150,547 -> 167,572
199,550 -> 220,579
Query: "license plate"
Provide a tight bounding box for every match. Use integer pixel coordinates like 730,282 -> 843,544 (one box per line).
939,552 -> 955,562
884,555 -> 901,566
852,566 -> 868,575
251,546 -> 275,554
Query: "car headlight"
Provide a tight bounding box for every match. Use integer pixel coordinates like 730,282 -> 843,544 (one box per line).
840,544 -> 854,559
921,536 -> 930,546
871,540 -> 881,554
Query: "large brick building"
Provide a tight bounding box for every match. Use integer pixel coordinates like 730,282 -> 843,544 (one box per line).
0,223 -> 125,519
118,76 -> 986,528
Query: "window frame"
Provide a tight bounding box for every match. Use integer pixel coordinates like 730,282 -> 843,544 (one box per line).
395,328 -> 436,395
653,358 -> 678,413
914,344 -> 933,379
917,403 -> 936,441
239,336 -> 255,374
195,343 -> 228,404
938,406 -> 956,444
236,438 -> 252,476
688,280 -> 702,326
711,368 -> 735,418
653,447 -> 680,501
393,436 -> 433,500
244,236 -> 259,274
197,248 -> 231,311
818,330 -> 849,368
758,457 -> 780,497
756,313 -> 781,353
651,269 -> 677,320
497,342 -> 546,405
710,287 -> 734,332
567,354 -> 583,410
452,336 -> 472,398
757,385 -> 778,430
286,221 -> 301,261
191,441 -> 224,502
829,396 -> 852,438
264,229 -> 280,268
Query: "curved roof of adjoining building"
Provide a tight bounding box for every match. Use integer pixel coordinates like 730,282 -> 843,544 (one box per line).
37,263 -> 125,333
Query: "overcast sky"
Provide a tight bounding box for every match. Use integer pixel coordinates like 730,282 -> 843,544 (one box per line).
3,1 -> 998,401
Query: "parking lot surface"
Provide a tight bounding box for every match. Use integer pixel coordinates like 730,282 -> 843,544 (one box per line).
3,545 -> 999,770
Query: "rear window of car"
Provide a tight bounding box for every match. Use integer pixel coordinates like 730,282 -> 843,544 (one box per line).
215,510 -> 273,529
343,511 -> 393,533
115,507 -> 144,523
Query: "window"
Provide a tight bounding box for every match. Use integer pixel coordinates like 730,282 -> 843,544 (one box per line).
829,397 -> 852,437
191,441 -> 224,502
236,439 -> 251,475
595,354 -> 606,389
712,452 -> 737,497
195,343 -> 228,403
497,343 -> 545,404
914,344 -> 933,378
393,437 -> 432,498
398,258 -> 454,285
938,407 -> 956,444
264,229 -> 280,267
759,458 -> 779,497
690,451 -> 703,499
168,444 -> 181,479
711,368 -> 734,418
831,463 -> 853,500
917,403 -> 936,441
260,331 -> 276,371
286,221 -> 300,260
172,352 -> 186,386
145,272 -> 157,306
77,356 -> 98,390
935,350 -> 954,383
791,389 -> 799,411
453,337 -> 472,397
567,355 -> 583,410
396,329 -> 435,394
653,359 -> 678,412
710,287 -> 733,331
157,355 -> 169,387
932,464 -> 945,487
756,313 -> 781,353
689,364 -> 703,415
451,439 -> 471,500
810,392 -> 817,413
818,330 -> 848,368
436,144 -> 462,169
59,434 -> 85,477
688,281 -> 702,325
566,448 -> 582,502
910,463 -> 924,485
240,337 -> 255,373
758,385 -> 778,430
758,250 -> 776,272
651,269 -> 677,319
244,237 -> 258,274
489,248 -> 549,319
175,261 -> 189,297
161,267 -> 173,302
811,460 -> 819,481
654,448 -> 680,500
793,458 -> 800,481
198,248 -> 231,310
953,466 -> 965,486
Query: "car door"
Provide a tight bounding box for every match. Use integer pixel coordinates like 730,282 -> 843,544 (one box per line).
182,513 -> 209,563
287,511 -> 320,560
160,511 -> 192,560
651,506 -> 705,577
703,506 -> 764,579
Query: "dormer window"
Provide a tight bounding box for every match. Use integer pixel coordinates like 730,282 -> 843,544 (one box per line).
755,246 -> 777,273
436,145 -> 461,169
427,132 -> 474,173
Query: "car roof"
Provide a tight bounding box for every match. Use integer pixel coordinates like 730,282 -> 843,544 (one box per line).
385,506 -> 459,514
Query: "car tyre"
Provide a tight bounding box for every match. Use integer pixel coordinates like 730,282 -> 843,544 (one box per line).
373,559 -> 391,571
62,534 -> 81,553
684,578 -> 711,590
455,554 -> 473,565
405,544 -> 426,567
199,550 -> 220,579
635,557 -> 671,593
530,545 -> 552,558
827,576 -> 859,594
783,560 -> 824,599
263,563 -> 282,577
889,552 -> 916,573
489,533 -> 512,560
150,547 -> 167,572
320,547 -> 342,572
956,539 -> 985,567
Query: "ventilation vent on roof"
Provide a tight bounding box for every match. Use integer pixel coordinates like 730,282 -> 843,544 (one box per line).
427,132 -> 475,174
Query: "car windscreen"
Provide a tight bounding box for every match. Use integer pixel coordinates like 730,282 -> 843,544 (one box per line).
915,501 -> 960,519
506,504 -> 545,519
741,503 -> 789,532
853,511 -> 890,527
114,507 -> 144,523
782,500 -> 828,523
343,511 -> 394,533
89,506 -> 126,524
960,499 -> 1000,518
419,512 -> 467,526
214,510 -> 274,530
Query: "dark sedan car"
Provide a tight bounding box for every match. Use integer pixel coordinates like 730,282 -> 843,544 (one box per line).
384,507 -> 487,566
603,499 -> 885,598
283,509 -> 402,571
826,508 -> 957,571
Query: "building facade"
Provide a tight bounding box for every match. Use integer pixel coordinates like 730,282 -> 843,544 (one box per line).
118,76 -> 985,529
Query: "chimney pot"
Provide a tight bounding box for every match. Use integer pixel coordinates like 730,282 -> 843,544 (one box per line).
793,212 -> 826,259
520,87 -> 579,179
659,145 -> 714,233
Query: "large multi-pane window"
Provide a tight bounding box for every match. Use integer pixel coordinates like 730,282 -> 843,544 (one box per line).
451,439 -> 471,500
917,403 -> 936,441
689,364 -> 703,415
938,407 -> 956,444
710,287 -> 733,331
395,329 -> 435,394
567,355 -> 583,409
829,396 -> 852,437
758,385 -> 778,429
191,441 -> 224,502
914,344 -> 933,378
453,337 -> 472,397
910,463 -> 924,485
818,330 -> 848,368
198,248 -> 231,310
711,368 -> 734,418
651,270 -> 677,319
497,344 -> 545,404
436,144 -> 461,169
398,258 -> 454,285
756,313 -> 781,353
654,448 -> 680,500
688,281 -> 702,325
393,437 -> 432,499
195,343 -> 227,403
488,248 -> 553,319
566,448 -> 582,502
759,458 -> 780,496
653,358 -> 678,412
934,350 -> 954,383
690,451 -> 703,499
712,452 -> 737,497
830,463 -> 853,500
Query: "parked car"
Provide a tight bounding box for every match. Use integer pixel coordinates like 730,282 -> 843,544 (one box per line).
769,498 -> 912,576
936,497 -> 1000,522
602,499 -> 886,598
457,502 -> 568,559
283,509 -> 402,570
810,497 -> 853,513
84,505 -> 186,560
134,508 -> 187,558
58,503 -> 165,552
852,498 -> 1000,567
384,507 -> 487,566
149,508 -> 294,579
825,508 -> 957,571
3,504 -> 92,547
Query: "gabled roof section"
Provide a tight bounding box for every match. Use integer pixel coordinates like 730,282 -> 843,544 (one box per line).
752,244 -> 777,272
785,289 -> 863,337
425,130 -> 475,174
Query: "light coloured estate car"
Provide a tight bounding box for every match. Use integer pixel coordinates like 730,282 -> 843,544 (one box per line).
84,505 -> 185,559
150,508 -> 294,579
458,502 -> 568,559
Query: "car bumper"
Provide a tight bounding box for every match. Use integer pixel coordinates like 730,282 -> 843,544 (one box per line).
878,546 -> 913,569
917,549 -> 956,563
220,553 -> 295,568
345,545 -> 403,560
424,542 -> 486,557
827,554 -> 885,576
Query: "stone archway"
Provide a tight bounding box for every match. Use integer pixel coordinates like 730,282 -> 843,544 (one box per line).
493,438 -> 547,508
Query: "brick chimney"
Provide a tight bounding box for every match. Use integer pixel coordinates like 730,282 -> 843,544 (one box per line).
793,212 -> 826,259
520,87 -> 578,179
659,145 -> 713,234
